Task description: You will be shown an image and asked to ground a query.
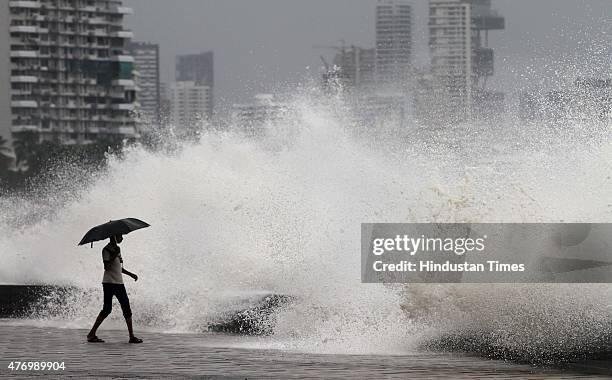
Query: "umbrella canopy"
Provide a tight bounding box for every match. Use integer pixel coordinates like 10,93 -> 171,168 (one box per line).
78,218 -> 150,246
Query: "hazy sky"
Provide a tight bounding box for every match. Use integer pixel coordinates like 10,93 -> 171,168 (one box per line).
124,0 -> 611,106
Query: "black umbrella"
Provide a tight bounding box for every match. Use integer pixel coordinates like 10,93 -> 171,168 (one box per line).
78,218 -> 150,247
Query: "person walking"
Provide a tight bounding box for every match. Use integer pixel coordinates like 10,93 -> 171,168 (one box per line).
87,234 -> 143,343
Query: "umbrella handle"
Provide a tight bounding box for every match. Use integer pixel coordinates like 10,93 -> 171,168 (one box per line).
91,242 -> 93,248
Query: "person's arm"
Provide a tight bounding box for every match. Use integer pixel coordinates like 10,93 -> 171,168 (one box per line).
102,249 -> 114,271
122,268 -> 138,281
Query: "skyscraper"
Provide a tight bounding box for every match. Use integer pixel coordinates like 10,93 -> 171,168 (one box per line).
0,0 -> 139,147
0,4 -> 11,151
158,81 -> 171,125
169,81 -> 212,139
375,0 -> 413,88
175,51 -> 213,119
129,41 -> 160,126
176,51 -> 213,85
470,0 -> 506,121
429,0 -> 473,122
424,0 -> 505,123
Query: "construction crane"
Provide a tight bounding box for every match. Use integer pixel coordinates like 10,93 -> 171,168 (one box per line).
319,56 -> 330,72
314,41 -> 345,72
313,41 -> 354,74
313,40 -> 354,93
312,39 -> 348,62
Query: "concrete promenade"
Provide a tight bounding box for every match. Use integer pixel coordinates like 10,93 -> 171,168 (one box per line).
0,323 -> 608,379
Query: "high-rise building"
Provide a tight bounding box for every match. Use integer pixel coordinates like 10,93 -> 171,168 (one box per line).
169,81 -> 212,139
176,51 -> 213,85
176,51 -> 213,118
470,0 -> 505,121
470,0 -> 505,85
423,0 -> 504,124
375,0 -> 413,88
158,81 -> 171,125
128,41 -> 159,126
0,3 -> 11,151
0,0 -> 139,147
429,0 -> 473,122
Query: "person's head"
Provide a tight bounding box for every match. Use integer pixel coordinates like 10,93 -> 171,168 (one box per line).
111,234 -> 124,244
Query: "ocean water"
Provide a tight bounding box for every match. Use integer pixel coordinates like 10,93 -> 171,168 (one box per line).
0,93 -> 611,363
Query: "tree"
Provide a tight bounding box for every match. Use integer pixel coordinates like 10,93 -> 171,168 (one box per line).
0,135 -> 14,172
12,131 -> 40,172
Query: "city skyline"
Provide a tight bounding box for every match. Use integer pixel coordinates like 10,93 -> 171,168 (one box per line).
0,2 -> 611,377
125,0 -> 611,107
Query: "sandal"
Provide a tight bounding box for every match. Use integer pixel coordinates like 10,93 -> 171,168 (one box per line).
87,335 -> 105,343
129,336 -> 143,344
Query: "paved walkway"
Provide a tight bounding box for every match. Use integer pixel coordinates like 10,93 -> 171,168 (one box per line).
0,323 -> 607,379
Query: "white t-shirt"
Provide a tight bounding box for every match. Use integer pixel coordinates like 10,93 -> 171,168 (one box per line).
102,245 -> 123,284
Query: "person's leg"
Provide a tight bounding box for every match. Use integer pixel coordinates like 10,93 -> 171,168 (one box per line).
88,284 -> 113,339
125,317 -> 135,338
116,285 -> 142,342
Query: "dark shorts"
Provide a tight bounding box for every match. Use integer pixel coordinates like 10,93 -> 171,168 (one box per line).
100,283 -> 132,319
